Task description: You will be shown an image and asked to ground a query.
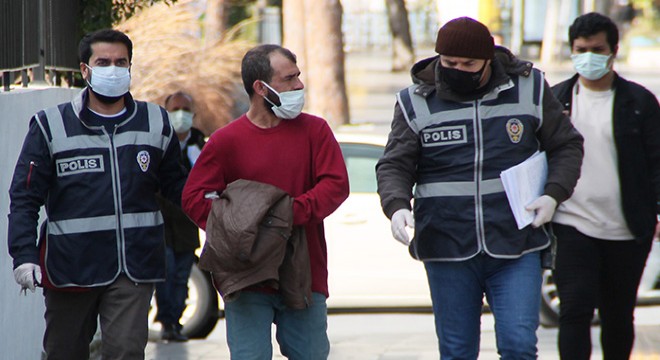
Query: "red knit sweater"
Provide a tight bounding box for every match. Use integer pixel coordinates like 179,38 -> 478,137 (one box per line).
182,113 -> 349,297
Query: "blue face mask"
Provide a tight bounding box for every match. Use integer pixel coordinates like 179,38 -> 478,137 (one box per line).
570,52 -> 611,80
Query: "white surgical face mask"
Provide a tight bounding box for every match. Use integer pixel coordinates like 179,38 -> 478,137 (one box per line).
168,110 -> 194,134
570,52 -> 612,81
260,81 -> 304,119
85,64 -> 131,97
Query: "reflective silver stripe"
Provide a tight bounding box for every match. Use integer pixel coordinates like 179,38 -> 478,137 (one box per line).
411,74 -> 541,131
122,211 -> 164,229
48,211 -> 163,235
45,106 -> 66,139
408,87 -> 430,118
414,107 -> 474,131
50,131 -> 169,153
70,89 -> 86,115
113,132 -> 169,151
43,107 -> 69,156
518,71 -> 534,108
147,102 -> 162,133
51,134 -> 108,154
477,103 -> 536,120
57,135 -> 170,152
415,178 -> 504,198
34,113 -> 53,155
147,102 -> 172,152
396,90 -> 419,134
49,103 -> 169,153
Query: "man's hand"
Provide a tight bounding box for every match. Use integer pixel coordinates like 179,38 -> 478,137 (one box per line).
654,220 -> 660,242
525,195 -> 558,228
13,263 -> 41,293
391,209 -> 414,246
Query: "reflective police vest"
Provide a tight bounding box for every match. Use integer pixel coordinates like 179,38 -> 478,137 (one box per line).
36,91 -> 173,287
398,69 -> 549,261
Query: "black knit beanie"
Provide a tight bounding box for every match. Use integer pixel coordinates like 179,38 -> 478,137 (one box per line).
435,17 -> 494,59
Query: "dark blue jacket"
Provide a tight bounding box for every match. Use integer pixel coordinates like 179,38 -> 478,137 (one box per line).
8,89 -> 187,288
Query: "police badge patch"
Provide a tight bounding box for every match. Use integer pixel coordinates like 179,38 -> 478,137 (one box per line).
506,118 -> 524,143
137,150 -> 150,172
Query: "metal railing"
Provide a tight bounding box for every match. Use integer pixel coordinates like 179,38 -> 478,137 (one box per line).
1,0 -> 79,91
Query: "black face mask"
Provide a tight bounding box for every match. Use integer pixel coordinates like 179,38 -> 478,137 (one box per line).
91,89 -> 124,104
438,61 -> 488,95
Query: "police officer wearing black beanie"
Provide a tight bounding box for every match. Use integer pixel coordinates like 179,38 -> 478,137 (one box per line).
376,16 -> 584,359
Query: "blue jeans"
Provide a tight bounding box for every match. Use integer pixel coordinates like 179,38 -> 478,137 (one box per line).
424,252 -> 542,360
224,291 -> 330,360
154,246 -> 195,327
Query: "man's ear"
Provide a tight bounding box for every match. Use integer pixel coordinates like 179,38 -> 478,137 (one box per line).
253,80 -> 268,97
79,62 -> 89,79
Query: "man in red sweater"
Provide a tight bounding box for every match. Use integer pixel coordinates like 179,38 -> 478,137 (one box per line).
181,44 -> 349,359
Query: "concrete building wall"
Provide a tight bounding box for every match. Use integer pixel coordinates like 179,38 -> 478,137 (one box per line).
0,87 -> 79,360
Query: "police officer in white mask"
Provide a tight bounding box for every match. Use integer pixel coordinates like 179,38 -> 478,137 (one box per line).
8,28 -> 188,359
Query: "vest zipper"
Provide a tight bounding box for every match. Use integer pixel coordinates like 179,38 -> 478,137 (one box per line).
107,125 -> 126,273
473,100 -> 486,252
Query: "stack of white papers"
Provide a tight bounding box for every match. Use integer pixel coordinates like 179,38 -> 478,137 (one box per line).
500,151 -> 548,229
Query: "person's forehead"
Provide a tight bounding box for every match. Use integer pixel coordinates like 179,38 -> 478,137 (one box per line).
90,42 -> 129,60
573,31 -> 609,46
167,95 -> 193,109
269,52 -> 298,77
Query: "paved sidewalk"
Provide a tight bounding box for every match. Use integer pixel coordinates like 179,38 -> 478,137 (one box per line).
145,310 -> 660,360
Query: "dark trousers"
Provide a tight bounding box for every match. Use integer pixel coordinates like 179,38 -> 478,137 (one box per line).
552,223 -> 652,360
43,275 -> 154,360
154,246 -> 195,327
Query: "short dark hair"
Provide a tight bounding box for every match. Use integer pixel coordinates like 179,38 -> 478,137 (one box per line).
569,12 -> 619,52
241,44 -> 297,98
78,29 -> 133,64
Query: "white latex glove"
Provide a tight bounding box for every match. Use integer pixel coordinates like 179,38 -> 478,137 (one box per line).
391,209 -> 415,246
13,263 -> 41,293
525,195 -> 558,228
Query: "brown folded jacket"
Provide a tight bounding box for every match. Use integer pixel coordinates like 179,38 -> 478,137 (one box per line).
198,179 -> 312,309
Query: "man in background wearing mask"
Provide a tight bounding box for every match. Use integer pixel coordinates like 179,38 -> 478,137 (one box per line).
550,12 -> 660,360
181,44 -> 349,359
7,29 -> 187,359
154,91 -> 205,342
376,17 -> 583,359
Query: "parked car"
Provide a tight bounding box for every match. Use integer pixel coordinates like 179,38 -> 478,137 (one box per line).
324,133 -> 430,311
147,132 -> 660,339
